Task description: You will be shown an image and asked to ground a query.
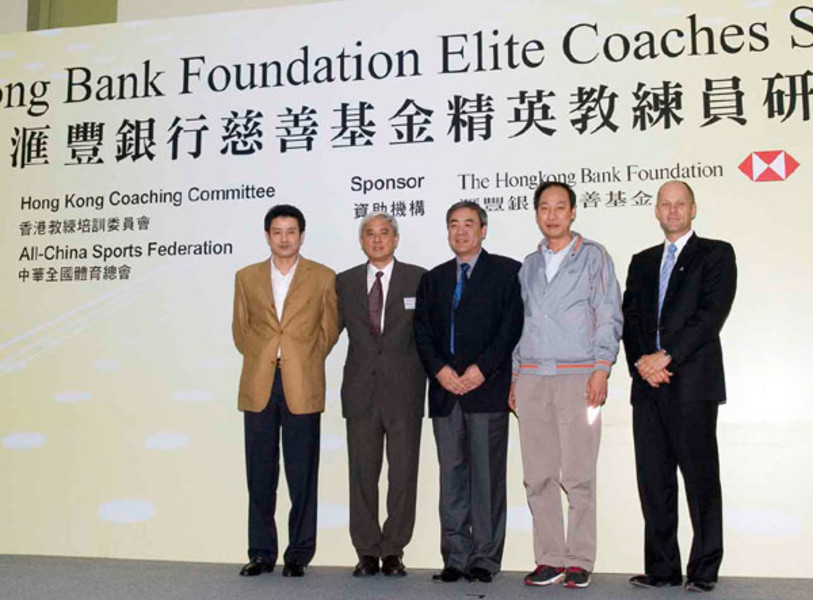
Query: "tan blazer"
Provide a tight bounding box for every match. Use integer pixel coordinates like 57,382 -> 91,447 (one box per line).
232,256 -> 340,414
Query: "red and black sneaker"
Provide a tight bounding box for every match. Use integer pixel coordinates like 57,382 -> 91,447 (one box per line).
563,566 -> 591,588
524,564 -> 565,586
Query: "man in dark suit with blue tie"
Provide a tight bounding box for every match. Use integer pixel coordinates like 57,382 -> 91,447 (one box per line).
336,213 -> 427,578
622,180 -> 737,593
414,201 -> 523,583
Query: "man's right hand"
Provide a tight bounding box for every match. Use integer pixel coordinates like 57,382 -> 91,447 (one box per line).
436,365 -> 468,395
508,382 -> 517,412
636,350 -> 672,379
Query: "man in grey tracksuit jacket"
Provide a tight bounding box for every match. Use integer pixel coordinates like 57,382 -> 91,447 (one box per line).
510,182 -> 622,589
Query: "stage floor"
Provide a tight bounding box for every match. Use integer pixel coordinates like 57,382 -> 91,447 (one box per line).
1,555 -> 810,600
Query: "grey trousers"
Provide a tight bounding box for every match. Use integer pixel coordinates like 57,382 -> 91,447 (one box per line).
516,373 -> 601,571
432,401 -> 508,574
346,405 -> 422,559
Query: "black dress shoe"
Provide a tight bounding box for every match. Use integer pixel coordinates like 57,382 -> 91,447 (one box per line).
239,556 -> 274,576
282,560 -> 305,577
468,567 -> 493,583
685,580 -> 716,592
381,555 -> 407,577
432,567 -> 467,582
353,556 -> 380,577
629,574 -> 682,588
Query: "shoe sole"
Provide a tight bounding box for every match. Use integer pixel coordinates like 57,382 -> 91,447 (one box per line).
525,573 -> 565,586
239,566 -> 274,576
564,579 -> 590,588
685,583 -> 715,592
631,579 -> 682,589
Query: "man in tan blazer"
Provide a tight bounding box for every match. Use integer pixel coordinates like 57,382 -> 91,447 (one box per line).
232,204 -> 339,578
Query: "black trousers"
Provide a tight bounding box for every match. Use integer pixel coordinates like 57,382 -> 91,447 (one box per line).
346,406 -> 422,559
244,369 -> 320,565
632,398 -> 722,583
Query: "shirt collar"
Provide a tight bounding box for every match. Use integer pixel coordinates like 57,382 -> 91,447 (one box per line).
271,255 -> 299,278
367,258 -> 395,279
664,230 -> 693,255
456,249 -> 482,273
540,232 -> 580,255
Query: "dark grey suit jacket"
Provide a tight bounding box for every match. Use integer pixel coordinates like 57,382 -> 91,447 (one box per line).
337,259 -> 427,420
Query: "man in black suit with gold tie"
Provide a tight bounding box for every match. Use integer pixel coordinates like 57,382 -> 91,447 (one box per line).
622,180 -> 737,593
336,212 -> 427,578
414,201 -> 523,583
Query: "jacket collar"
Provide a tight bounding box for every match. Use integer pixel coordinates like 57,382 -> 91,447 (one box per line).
538,232 -> 583,257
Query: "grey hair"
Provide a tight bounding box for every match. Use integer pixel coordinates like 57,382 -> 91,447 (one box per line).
359,212 -> 399,237
446,200 -> 488,227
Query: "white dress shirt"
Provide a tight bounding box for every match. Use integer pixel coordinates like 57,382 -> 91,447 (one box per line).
271,256 -> 299,357
660,230 -> 694,269
367,259 -> 394,333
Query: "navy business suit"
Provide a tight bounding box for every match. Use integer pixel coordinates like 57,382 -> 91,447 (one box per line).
414,249 -> 523,574
622,233 -> 736,584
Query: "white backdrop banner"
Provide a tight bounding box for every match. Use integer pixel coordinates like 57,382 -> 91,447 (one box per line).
1,0 -> 811,575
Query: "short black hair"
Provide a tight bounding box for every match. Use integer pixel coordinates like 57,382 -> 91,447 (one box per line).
445,200 -> 488,227
264,204 -> 306,233
533,181 -> 576,210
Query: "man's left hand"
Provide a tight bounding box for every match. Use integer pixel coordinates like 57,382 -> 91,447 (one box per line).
586,370 -> 609,407
460,364 -> 486,393
636,350 -> 672,380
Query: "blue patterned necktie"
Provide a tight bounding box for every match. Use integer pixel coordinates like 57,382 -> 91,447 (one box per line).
657,243 -> 677,348
450,263 -> 470,354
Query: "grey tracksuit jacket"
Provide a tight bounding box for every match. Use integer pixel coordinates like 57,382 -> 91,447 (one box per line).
512,233 -> 623,379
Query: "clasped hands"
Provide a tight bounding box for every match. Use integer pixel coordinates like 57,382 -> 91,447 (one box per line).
436,364 -> 485,395
635,350 -> 673,388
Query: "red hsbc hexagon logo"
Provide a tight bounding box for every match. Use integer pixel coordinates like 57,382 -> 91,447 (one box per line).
739,150 -> 800,182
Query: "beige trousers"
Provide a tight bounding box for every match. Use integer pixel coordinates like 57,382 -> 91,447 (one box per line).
516,373 -> 601,571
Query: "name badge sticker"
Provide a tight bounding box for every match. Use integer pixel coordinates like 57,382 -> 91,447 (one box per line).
403,297 -> 416,310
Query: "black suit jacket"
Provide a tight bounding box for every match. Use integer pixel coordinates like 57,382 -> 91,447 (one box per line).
337,260 -> 427,420
414,250 -> 523,417
622,234 -> 737,404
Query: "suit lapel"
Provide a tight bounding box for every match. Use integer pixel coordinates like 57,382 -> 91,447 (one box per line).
351,263 -> 375,338
441,259 -> 457,316
351,264 -> 368,311
458,249 -> 487,308
384,259 -> 416,336
384,260 -> 404,315
280,257 -> 311,327
663,233 -> 698,308
641,246 -> 662,324
260,258 -> 280,325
